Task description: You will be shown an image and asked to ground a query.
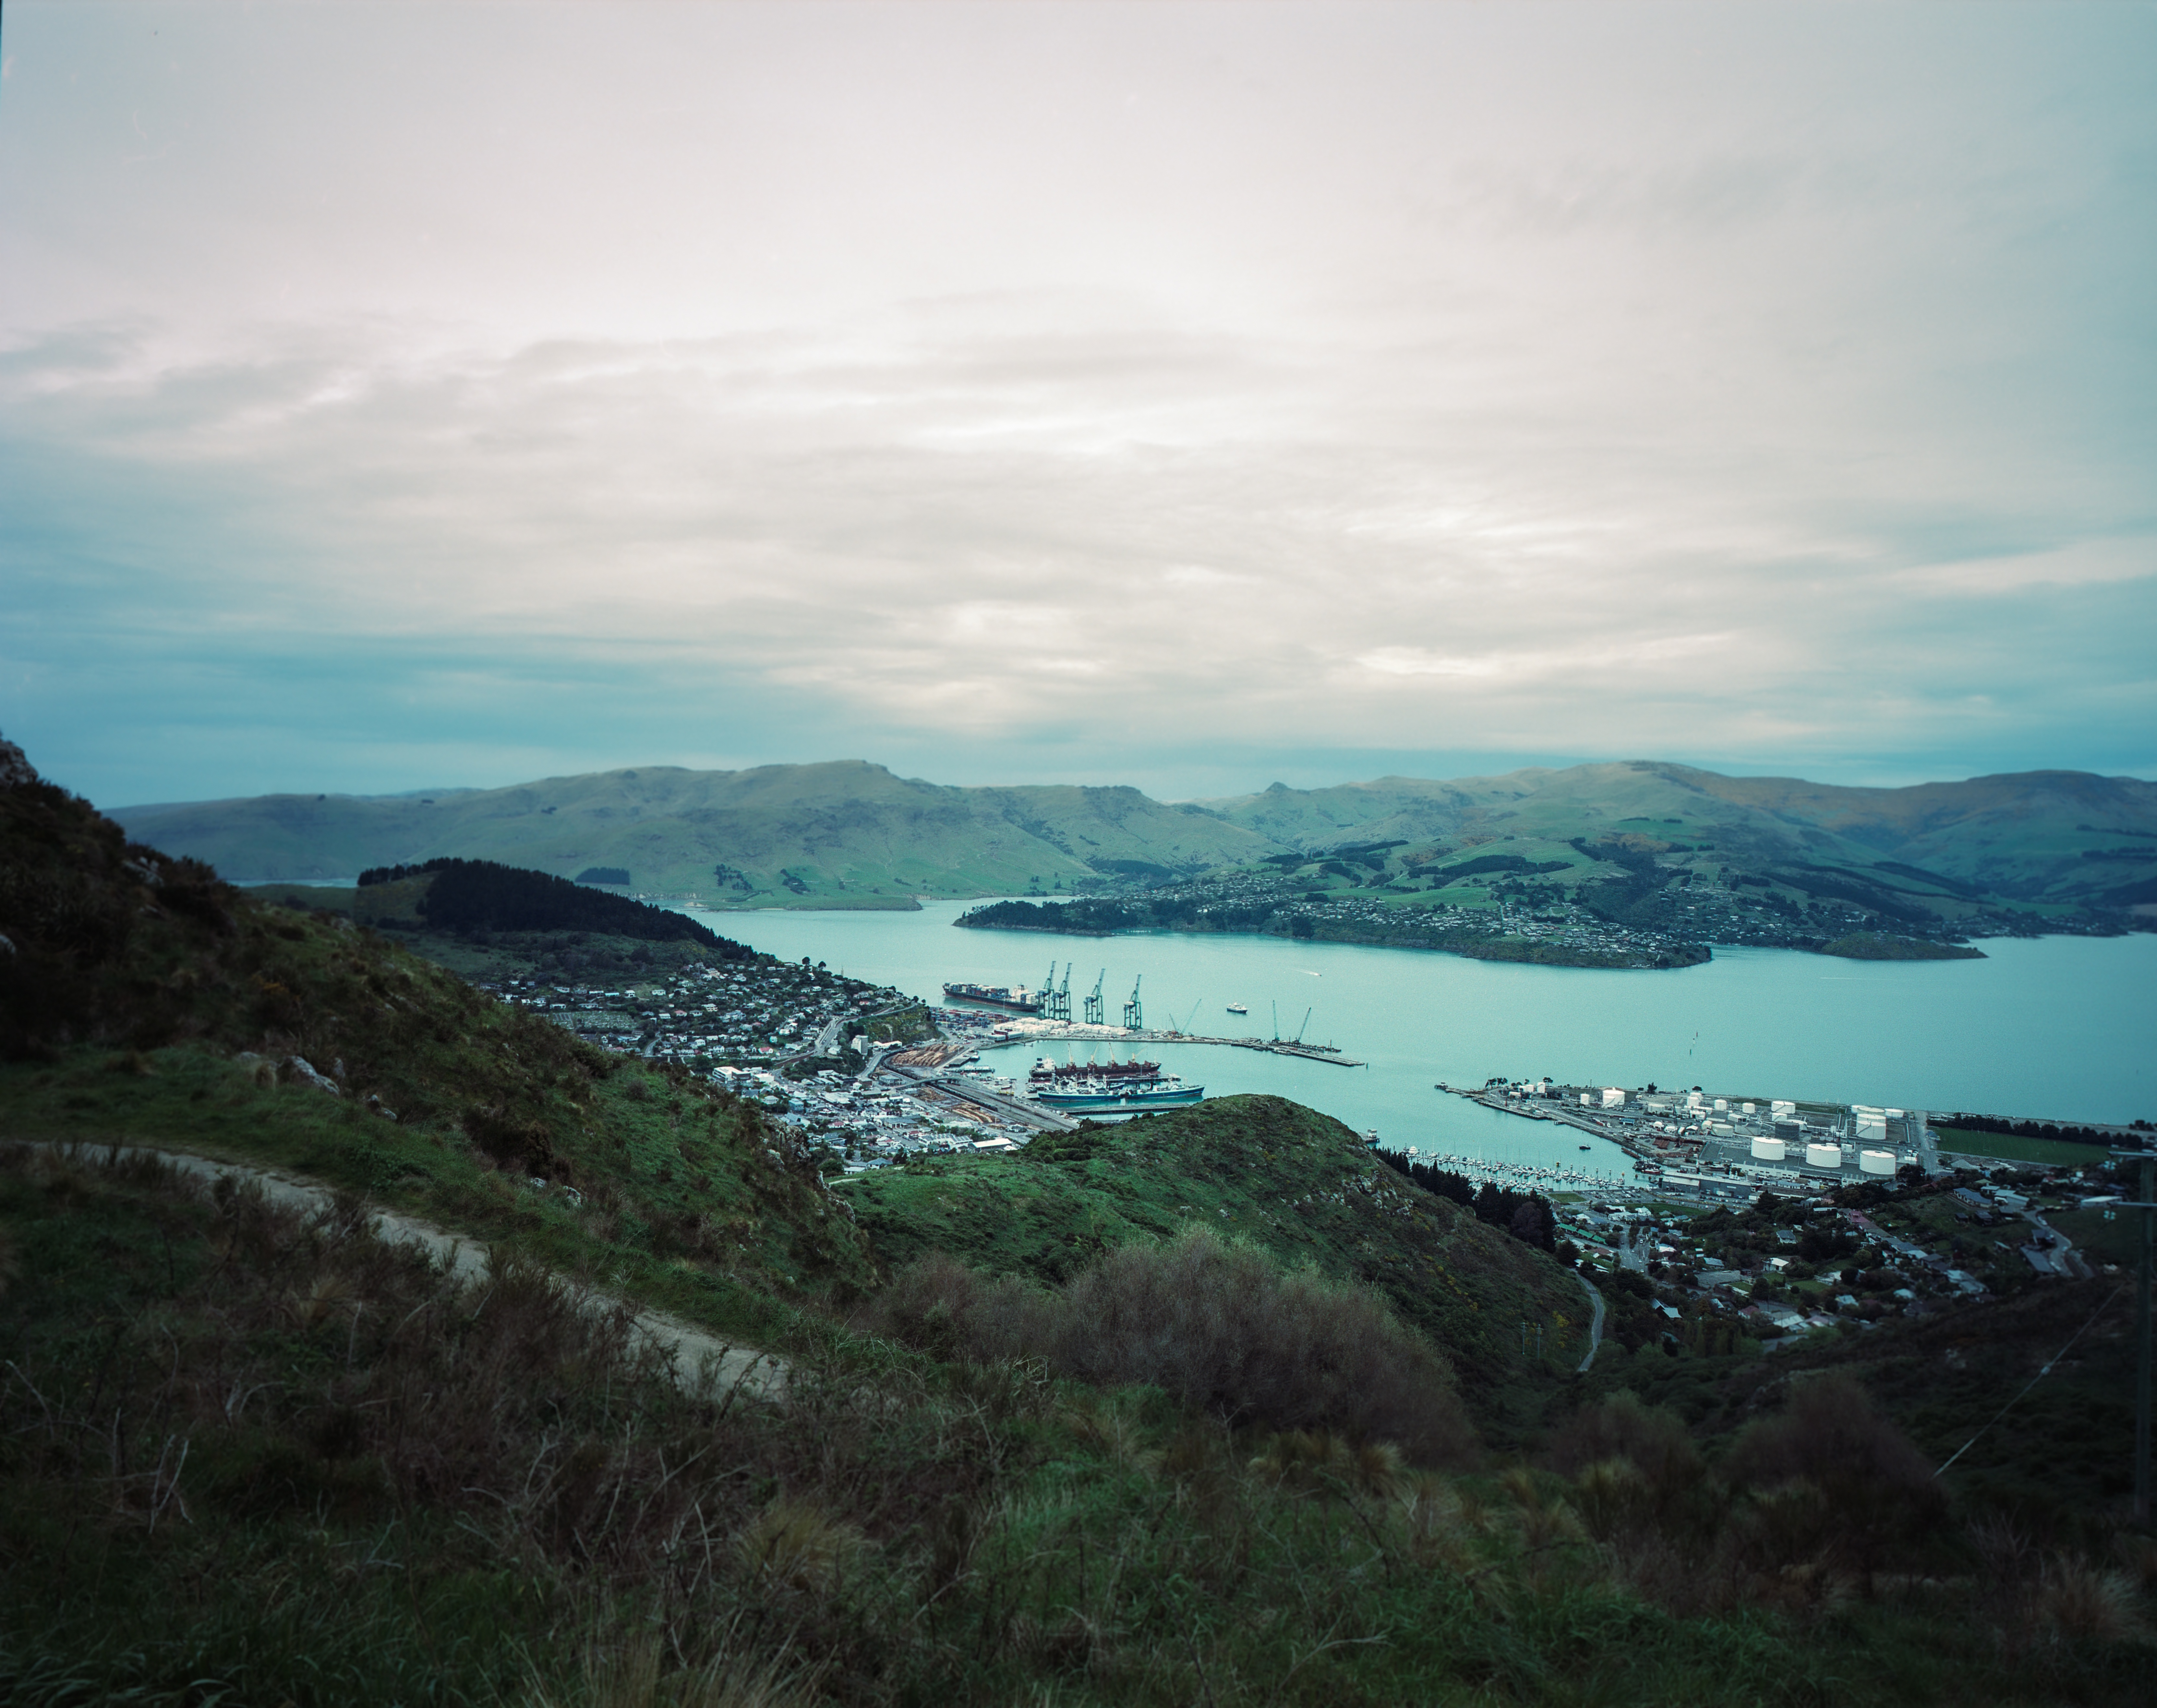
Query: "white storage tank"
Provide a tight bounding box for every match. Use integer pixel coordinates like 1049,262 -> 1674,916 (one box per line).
1751,1136 -> 1788,1162
1806,1141 -> 1844,1170
1859,1149 -> 1897,1176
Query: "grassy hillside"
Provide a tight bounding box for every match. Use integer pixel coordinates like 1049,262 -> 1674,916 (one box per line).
115,761 -> 1275,903
119,756 -> 2157,935
0,742 -> 879,1334
837,1096 -> 1591,1441
9,734 -> 2157,1704
1200,759 -> 2157,921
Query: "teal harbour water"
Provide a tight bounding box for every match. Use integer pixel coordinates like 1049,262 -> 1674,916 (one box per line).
676,902 -> 2155,1179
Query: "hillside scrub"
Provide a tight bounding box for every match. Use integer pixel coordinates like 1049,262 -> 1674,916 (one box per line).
0,738 -> 882,1337
868,1232 -> 1476,1466
9,734 -> 2157,1701
1547,1385 -> 1955,1616
839,1096 -> 1591,1442
6,1145 -> 2151,1706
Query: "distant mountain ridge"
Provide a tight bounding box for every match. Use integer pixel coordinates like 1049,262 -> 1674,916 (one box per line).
113,757 -> 2157,918
1198,760 -> 2157,909
113,760 -> 1275,903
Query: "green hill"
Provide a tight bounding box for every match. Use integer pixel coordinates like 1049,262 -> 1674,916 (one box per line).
0,744 -> 878,1323
115,757 -> 2157,932
112,761 -> 1275,904
5,732 -> 2154,1704
1200,760 -> 2157,916
838,1096 -> 1590,1441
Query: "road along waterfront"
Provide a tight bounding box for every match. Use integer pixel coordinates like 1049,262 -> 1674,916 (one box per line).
667,900 -> 2155,1177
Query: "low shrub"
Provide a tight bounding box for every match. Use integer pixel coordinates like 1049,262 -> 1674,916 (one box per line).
870,1230 -> 1476,1465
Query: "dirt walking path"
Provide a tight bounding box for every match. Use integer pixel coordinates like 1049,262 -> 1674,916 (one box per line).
27,1142 -> 787,1401
1575,1273 -> 1607,1372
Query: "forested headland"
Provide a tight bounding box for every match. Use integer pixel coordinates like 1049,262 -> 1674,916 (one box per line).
357,856 -> 755,956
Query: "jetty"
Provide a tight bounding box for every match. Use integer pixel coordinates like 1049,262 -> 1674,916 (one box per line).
976,1023 -> 1364,1068
887,1062 -> 1079,1133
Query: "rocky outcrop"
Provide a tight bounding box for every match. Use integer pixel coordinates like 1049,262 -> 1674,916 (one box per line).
0,734 -> 38,791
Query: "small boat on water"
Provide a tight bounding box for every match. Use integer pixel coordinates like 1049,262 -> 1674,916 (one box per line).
1225,1003 -> 1248,1014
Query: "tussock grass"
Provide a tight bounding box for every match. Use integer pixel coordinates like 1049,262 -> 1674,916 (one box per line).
13,1143 -> 2152,1705
869,1231 -> 1475,1465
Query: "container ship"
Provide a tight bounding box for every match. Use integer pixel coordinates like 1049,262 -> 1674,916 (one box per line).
941,981 -> 1040,1014
1031,1074 -> 1205,1113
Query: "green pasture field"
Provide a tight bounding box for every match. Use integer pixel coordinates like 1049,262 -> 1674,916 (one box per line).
2047,1206 -> 2144,1267
1936,1127 -> 2110,1168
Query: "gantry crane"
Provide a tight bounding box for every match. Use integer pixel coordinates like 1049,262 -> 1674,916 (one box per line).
1040,962 -> 1072,1022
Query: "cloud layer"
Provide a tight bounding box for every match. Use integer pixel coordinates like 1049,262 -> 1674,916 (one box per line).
2,3 -> 2151,805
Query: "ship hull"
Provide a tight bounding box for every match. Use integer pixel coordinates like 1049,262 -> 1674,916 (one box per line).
1034,1081 -> 1205,1112
941,983 -> 1040,1014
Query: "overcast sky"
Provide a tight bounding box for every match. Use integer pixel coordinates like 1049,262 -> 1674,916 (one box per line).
2,2 -> 2151,807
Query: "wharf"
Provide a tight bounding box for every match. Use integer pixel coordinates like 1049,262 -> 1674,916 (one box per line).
1440,1086 -> 1826,1205
1453,1086 -> 1641,1146
979,1024 -> 1364,1068
888,1063 -> 1079,1133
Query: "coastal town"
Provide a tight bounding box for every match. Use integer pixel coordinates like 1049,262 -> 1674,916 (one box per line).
507,962 -> 2146,1354
1432,1075 -> 2141,1348
484,962 -> 1055,1159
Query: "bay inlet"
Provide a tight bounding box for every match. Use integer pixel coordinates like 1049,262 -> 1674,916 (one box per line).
667,900 -> 2155,1175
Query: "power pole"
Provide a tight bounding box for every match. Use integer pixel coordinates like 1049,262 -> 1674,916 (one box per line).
2119,1141 -> 2157,1528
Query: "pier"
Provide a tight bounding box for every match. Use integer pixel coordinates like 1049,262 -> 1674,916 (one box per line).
887,1062 -> 1080,1133
974,1023 -> 1365,1068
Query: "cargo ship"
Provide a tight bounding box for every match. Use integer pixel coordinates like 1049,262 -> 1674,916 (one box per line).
1031,1074 -> 1205,1113
941,981 -> 1040,1014
1029,1056 -> 1161,1085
